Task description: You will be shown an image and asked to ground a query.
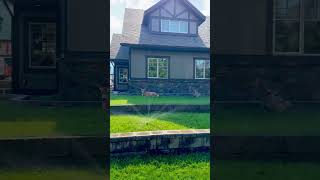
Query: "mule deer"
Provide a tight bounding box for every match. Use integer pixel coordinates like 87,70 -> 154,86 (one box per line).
141,89 -> 159,97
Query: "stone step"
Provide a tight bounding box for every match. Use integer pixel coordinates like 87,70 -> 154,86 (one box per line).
0,80 -> 11,88
0,88 -> 11,95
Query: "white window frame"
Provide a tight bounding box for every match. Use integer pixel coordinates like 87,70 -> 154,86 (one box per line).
160,19 -> 189,34
28,22 -> 57,69
273,0 -> 320,56
147,57 -> 169,79
195,59 -> 210,79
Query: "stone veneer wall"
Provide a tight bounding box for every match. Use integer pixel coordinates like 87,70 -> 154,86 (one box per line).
59,57 -> 107,101
214,55 -> 320,101
128,79 -> 210,95
110,129 -> 210,154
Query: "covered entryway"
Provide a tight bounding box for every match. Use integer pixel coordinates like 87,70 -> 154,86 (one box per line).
114,59 -> 128,91
13,0 -> 58,94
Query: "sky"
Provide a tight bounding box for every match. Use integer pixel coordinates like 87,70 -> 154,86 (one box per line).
110,0 -> 210,42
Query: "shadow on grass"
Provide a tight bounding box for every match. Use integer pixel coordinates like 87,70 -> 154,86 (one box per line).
214,104 -> 320,135
0,101 -> 106,138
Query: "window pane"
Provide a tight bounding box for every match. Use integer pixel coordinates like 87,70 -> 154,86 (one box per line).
119,68 -> 128,83
169,20 -> 179,33
148,66 -> 157,78
304,21 -> 320,53
148,58 -> 158,78
161,19 -> 169,32
304,0 -> 320,19
179,21 -> 188,33
205,60 -> 210,79
275,20 -> 300,52
195,60 -> 204,79
30,23 -> 56,68
159,67 -> 168,78
159,58 -> 168,67
275,0 -> 300,19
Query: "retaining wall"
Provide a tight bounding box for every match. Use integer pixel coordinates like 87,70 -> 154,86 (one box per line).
0,136 -> 107,161
110,130 -> 210,155
214,135 -> 320,160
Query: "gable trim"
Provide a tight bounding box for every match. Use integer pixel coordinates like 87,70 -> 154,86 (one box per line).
143,0 -> 206,25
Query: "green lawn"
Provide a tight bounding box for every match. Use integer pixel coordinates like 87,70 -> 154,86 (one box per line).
111,95 -> 210,106
0,101 -> 106,138
214,105 -> 320,135
0,159 -> 106,180
111,112 -> 210,133
0,167 -> 105,180
214,160 -> 320,180
111,153 -> 210,180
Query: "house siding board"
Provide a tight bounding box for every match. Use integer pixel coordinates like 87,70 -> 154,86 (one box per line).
0,1 -> 12,41
130,49 -> 209,79
212,0 -> 268,55
162,0 -> 174,14
189,21 -> 197,34
176,11 -> 188,19
151,18 -> 160,32
67,0 -> 107,52
175,0 -> 187,15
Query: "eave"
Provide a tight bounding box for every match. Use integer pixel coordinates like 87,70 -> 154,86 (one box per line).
121,43 -> 210,52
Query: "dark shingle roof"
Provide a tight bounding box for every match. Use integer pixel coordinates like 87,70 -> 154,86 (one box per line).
110,8 -> 210,59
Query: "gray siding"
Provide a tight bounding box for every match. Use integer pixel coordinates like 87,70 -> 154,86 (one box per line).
212,0 -> 268,55
151,18 -> 160,32
0,1 -> 11,40
67,0 -> 107,52
190,21 -> 197,34
130,49 -> 209,79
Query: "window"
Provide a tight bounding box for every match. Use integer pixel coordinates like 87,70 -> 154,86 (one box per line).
161,19 -> 189,33
29,22 -> 56,68
195,59 -> 210,79
147,57 -> 168,79
0,16 -> 3,32
274,0 -> 320,54
118,68 -> 128,83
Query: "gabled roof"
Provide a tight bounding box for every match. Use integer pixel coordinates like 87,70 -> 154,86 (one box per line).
142,0 -> 206,25
110,8 -> 210,59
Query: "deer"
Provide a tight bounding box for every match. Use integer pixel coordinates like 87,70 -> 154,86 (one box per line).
141,88 -> 159,97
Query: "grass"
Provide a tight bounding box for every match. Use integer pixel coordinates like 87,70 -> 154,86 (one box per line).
111,112 -> 210,133
111,95 -> 210,106
214,105 -> 320,135
0,101 -> 106,138
214,160 -> 320,180
0,159 -> 106,180
0,167 -> 105,180
111,153 -> 210,180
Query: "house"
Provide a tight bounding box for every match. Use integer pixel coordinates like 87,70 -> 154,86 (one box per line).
10,0 -> 108,100
110,0 -> 210,95
0,0 -> 12,80
213,0 -> 320,101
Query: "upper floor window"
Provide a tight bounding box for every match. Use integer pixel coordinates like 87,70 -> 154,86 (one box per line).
195,59 -> 210,79
147,57 -> 169,79
274,0 -> 320,54
161,19 -> 188,34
